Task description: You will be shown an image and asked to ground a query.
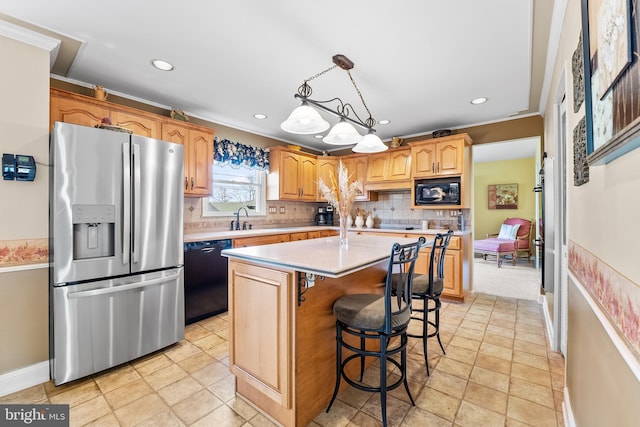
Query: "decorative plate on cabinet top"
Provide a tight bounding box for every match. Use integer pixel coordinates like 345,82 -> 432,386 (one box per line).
432,129 -> 452,138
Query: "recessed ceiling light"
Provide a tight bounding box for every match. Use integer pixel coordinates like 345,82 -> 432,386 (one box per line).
471,97 -> 488,105
253,113 -> 267,119
151,59 -> 174,71
314,134 -> 324,139
378,119 -> 390,125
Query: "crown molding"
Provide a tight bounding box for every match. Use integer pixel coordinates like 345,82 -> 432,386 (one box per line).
0,19 -> 61,69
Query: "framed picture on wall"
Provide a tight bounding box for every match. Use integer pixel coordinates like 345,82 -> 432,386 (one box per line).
488,184 -> 518,210
581,0 -> 640,165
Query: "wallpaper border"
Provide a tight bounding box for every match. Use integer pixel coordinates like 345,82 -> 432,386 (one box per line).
568,241 -> 640,361
0,239 -> 48,268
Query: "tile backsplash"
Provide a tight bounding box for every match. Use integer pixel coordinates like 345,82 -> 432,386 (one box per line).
184,198 -> 318,233
353,191 -> 468,230
184,190 -> 469,233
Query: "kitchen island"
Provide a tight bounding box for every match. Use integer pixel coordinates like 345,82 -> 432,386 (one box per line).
222,234 -> 426,427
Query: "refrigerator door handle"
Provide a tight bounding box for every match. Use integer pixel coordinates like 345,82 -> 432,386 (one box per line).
68,271 -> 181,299
122,143 -> 131,265
132,143 -> 141,264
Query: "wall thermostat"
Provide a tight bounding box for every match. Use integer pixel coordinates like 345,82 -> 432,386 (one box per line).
15,154 -> 36,181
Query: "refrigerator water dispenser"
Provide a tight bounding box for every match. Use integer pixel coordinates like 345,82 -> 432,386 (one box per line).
72,204 -> 115,260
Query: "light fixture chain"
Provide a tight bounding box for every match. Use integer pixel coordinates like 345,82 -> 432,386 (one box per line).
346,70 -> 374,124
305,64 -> 338,83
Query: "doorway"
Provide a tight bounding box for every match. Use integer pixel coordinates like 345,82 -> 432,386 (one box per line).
472,138 -> 543,300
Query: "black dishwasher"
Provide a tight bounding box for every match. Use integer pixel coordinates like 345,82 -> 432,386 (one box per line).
184,239 -> 231,324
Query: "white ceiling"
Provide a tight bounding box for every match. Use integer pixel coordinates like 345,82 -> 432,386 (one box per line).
0,1 -> 555,153
473,137 -> 539,163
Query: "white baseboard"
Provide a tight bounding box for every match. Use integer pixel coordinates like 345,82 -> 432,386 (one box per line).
0,361 -> 49,397
562,386 -> 576,427
541,297 -> 555,347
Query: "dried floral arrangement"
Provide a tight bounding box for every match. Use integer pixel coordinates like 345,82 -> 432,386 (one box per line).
318,160 -> 360,220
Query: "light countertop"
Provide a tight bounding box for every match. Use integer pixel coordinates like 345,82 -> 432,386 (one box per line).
184,226 -> 470,243
221,234 -> 429,278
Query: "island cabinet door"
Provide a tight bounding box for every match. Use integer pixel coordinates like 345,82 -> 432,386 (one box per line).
228,260 -> 294,413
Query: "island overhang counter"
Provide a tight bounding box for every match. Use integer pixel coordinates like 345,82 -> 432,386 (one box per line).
221,234 -> 427,427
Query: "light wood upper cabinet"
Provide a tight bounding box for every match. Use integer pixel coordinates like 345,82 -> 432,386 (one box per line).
111,110 -> 160,139
316,157 -> 338,202
411,134 -> 471,178
341,154 -> 377,201
162,122 -> 214,197
51,88 -> 215,198
50,90 -> 111,130
366,148 -> 411,182
51,88 -> 160,139
267,147 -> 317,201
366,153 -> 387,182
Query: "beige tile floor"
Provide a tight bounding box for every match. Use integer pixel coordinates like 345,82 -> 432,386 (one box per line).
1,293 -> 565,426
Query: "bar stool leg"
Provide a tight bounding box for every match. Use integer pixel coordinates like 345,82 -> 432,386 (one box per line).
379,335 -> 388,427
422,301 -> 430,376
359,334 -> 366,381
326,322 -> 343,412
434,299 -> 446,354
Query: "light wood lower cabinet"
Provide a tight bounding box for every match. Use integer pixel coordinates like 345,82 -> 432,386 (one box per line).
354,230 -> 467,301
228,261 -> 293,411
232,230 -> 339,247
306,230 -> 339,239
228,257 -> 388,426
233,234 -> 292,248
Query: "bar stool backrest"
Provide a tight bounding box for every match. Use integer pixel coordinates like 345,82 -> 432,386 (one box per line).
427,230 -> 454,297
384,236 -> 425,335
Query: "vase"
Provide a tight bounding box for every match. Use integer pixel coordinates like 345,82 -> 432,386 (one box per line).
355,215 -> 365,228
366,214 -> 374,228
339,214 -> 349,247
346,214 -> 353,228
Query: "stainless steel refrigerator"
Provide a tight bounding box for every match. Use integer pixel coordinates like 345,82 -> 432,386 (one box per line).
50,122 -> 185,385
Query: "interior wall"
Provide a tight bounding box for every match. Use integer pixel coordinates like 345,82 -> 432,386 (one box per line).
545,0 -> 640,423
473,157 -> 537,240
0,35 -> 50,375
567,280 -> 640,426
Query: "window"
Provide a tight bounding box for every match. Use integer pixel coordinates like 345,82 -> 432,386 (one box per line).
202,163 -> 266,217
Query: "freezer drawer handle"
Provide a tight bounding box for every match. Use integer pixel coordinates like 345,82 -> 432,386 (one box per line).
67,271 -> 181,299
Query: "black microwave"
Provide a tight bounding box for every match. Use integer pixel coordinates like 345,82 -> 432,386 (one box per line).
415,177 -> 461,206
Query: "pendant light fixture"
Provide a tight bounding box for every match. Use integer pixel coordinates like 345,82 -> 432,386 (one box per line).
281,54 -> 388,152
352,130 -> 388,153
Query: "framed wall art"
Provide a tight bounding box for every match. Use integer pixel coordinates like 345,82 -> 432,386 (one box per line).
488,184 -> 518,210
582,0 -> 640,165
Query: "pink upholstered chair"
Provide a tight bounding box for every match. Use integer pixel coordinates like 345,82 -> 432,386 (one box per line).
474,218 -> 533,267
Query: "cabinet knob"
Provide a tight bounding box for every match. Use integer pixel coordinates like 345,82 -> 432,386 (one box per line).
191,177 -> 194,190
184,177 -> 188,190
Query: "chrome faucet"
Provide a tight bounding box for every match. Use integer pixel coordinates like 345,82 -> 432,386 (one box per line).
235,207 -> 249,230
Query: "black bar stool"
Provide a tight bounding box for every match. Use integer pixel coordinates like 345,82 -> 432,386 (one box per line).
326,237 -> 424,427
407,230 -> 453,375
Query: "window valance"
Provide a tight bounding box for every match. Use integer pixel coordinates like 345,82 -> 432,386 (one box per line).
213,137 -> 269,170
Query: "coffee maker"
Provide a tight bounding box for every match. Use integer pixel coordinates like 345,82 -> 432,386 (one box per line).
325,205 -> 334,225
315,207 -> 327,225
